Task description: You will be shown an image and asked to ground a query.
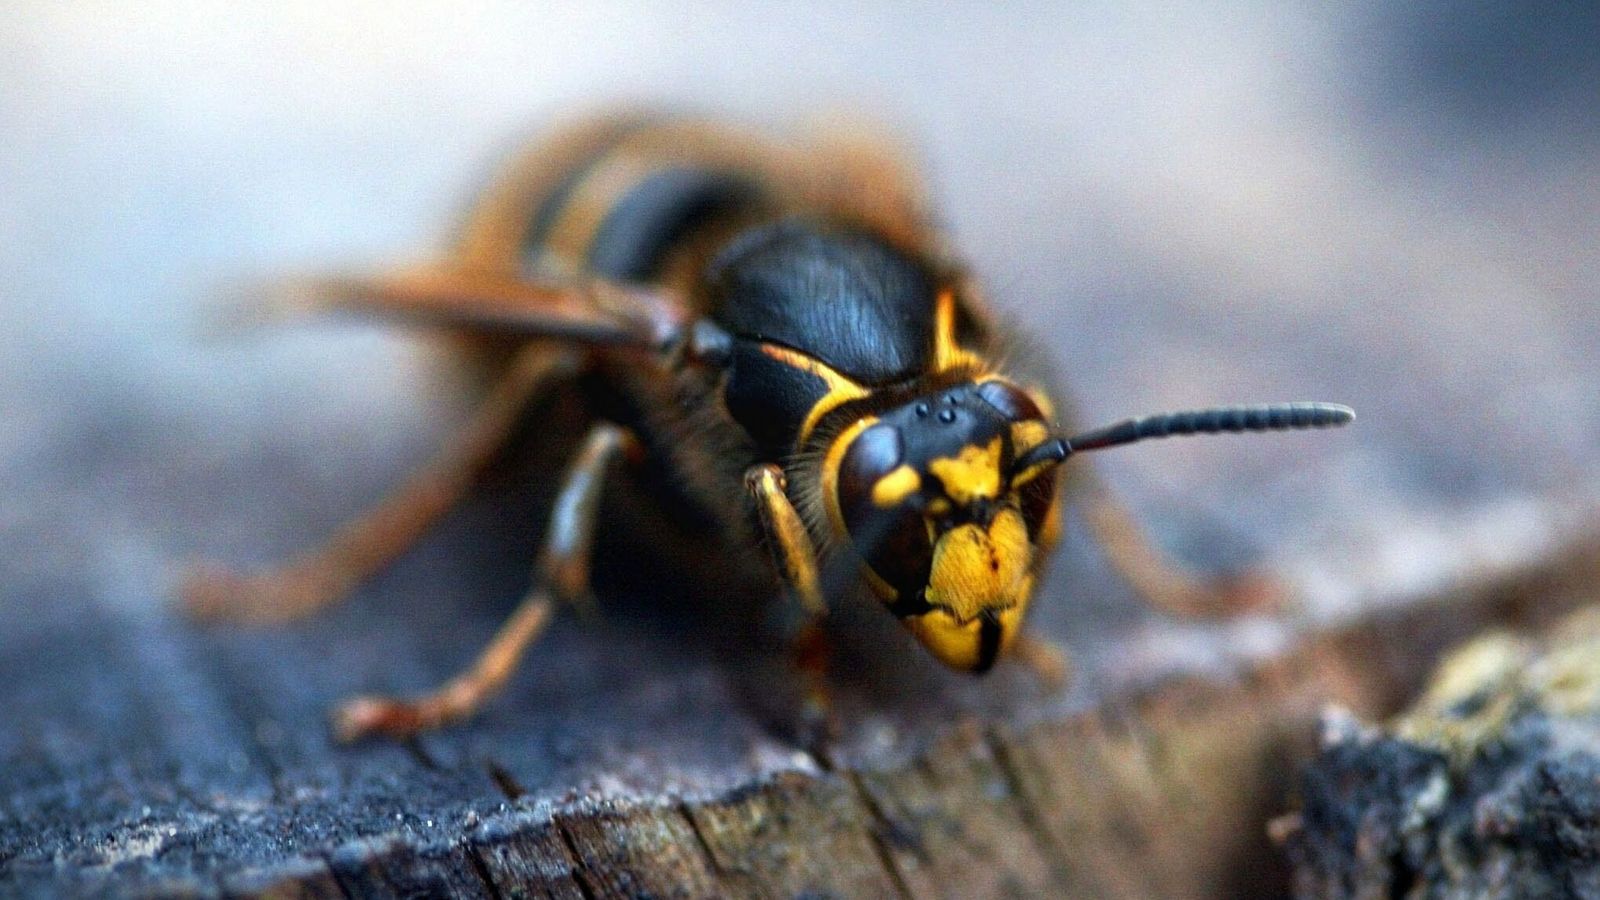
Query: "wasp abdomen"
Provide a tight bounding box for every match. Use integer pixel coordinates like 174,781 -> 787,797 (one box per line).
516,118 -> 779,286
586,167 -> 762,281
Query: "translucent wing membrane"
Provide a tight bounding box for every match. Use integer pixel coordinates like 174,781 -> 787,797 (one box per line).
279,267 -> 691,351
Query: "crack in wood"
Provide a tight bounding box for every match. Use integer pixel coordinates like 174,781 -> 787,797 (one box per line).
463,841 -> 507,900
551,818 -> 600,900
983,726 -> 1075,891
316,850 -> 359,900
674,802 -> 726,879
844,771 -> 917,900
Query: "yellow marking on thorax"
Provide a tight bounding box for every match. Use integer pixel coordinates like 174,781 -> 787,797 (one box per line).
871,465 -> 921,508
933,288 -> 987,373
760,343 -> 871,445
927,437 -> 1003,505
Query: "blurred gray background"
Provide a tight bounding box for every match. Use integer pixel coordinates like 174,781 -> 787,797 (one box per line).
3,0 -> 1599,817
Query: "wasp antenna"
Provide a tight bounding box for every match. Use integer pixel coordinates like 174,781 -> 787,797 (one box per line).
1011,438 -> 1070,475
1065,402 -> 1354,453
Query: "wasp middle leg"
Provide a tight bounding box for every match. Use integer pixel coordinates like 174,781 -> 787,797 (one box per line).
1082,478 -> 1280,619
332,422 -> 630,741
744,464 -> 837,740
182,343 -> 574,624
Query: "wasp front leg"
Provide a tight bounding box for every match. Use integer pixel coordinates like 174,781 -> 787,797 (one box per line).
743,464 -> 835,740
333,422 -> 630,742
183,344 -> 574,624
1008,631 -> 1072,689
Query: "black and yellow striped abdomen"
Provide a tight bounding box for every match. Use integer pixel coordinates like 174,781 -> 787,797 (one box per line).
502,116 -> 794,296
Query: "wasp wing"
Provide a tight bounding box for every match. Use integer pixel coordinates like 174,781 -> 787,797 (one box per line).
261,266 -> 690,351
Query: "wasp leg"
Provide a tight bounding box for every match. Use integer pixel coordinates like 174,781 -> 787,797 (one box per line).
182,344 -> 573,624
1083,482 -> 1281,619
744,464 -> 835,741
332,423 -> 629,741
744,465 -> 827,617
1009,631 -> 1072,690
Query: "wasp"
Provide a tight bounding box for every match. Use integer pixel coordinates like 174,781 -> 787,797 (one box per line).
183,114 -> 1352,741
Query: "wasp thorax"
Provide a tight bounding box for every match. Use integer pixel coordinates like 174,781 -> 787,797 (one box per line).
827,379 -> 1063,673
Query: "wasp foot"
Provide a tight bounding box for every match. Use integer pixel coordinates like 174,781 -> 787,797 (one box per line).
331,690 -> 465,743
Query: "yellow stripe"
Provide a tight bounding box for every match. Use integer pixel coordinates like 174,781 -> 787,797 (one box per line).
759,343 -> 871,445
536,119 -> 798,277
818,415 -> 898,600
543,152 -> 657,270
819,415 -> 875,540
455,116 -> 644,273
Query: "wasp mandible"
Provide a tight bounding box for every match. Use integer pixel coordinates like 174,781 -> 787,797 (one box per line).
184,115 -> 1352,741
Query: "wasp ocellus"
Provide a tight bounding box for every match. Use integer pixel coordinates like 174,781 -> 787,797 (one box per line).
183,114 -> 1352,741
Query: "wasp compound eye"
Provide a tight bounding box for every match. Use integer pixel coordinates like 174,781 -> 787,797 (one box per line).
836,423 -> 934,600
975,379 -> 1044,422
838,423 -> 905,503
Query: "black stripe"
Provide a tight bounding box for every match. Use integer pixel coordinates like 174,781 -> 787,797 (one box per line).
586,167 -> 762,281
974,613 -> 1003,673
519,117 -> 655,275
886,590 -> 933,619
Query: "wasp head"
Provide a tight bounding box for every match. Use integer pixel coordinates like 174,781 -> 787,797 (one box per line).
823,378 -> 1067,673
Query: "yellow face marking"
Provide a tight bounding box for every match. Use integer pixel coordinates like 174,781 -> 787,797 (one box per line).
760,343 -> 871,445
926,437 -> 1003,506
904,591 -> 1028,670
1009,420 -> 1059,487
870,465 -> 921,508
1011,420 -> 1049,450
933,288 -> 987,373
924,506 -> 1032,622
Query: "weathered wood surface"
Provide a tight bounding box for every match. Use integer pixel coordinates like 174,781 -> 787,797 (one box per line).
7,534 -> 1599,899
1280,603 -> 1600,898
4,5 -> 1599,898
